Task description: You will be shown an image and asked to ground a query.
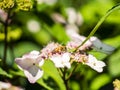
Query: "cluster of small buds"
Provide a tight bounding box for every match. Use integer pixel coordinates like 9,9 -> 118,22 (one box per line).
0,0 -> 33,11
16,0 -> 33,11
40,42 -> 63,59
113,79 -> 120,90
0,0 -> 14,10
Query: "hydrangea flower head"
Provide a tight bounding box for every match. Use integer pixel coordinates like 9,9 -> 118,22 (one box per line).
15,50 -> 44,83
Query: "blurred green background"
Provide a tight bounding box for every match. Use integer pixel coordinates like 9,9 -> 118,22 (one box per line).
0,0 -> 120,90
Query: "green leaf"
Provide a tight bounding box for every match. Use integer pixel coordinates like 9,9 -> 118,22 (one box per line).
37,78 -> 53,90
41,60 -> 66,90
70,81 -> 80,90
104,35 -> 120,48
81,0 -> 114,23
33,30 -> 51,45
45,24 -> 69,44
90,74 -> 111,90
0,68 -> 12,78
108,49 -> 120,76
0,43 -> 14,66
10,70 -> 25,77
14,42 -> 40,57
52,24 -> 69,43
89,51 -> 107,60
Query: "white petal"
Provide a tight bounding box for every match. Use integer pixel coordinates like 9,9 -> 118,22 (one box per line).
24,67 -> 43,83
38,59 -> 44,66
86,54 -> 106,72
96,61 -> 106,67
23,50 -> 40,60
92,67 -> 103,73
50,53 -> 71,68
55,63 -> 64,68
30,50 -> 40,55
64,62 -> 71,69
50,56 -> 64,68
62,53 -> 70,62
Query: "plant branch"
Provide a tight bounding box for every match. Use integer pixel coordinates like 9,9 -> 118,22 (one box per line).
66,63 -> 78,81
76,4 -> 120,50
62,68 -> 69,90
3,11 -> 11,67
57,68 -> 63,77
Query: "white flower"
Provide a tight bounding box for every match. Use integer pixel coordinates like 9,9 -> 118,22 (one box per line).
0,81 -> 24,90
15,50 -> 44,83
27,20 -> 41,33
51,13 -> 66,24
50,53 -> 71,69
0,81 -> 11,90
65,7 -> 83,26
85,54 -> 106,72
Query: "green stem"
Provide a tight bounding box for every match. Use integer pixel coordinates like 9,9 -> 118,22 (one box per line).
62,68 -> 69,90
77,4 -> 120,49
66,63 -> 78,81
57,68 -> 63,77
3,11 -> 10,67
3,21 -> 8,66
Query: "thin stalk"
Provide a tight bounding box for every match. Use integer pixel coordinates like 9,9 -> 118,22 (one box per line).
3,11 -> 10,67
66,63 -> 78,81
62,68 -> 69,90
76,4 -> 120,49
57,68 -> 63,77
3,22 -> 8,66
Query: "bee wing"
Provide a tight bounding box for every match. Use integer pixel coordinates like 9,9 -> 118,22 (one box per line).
90,37 -> 115,54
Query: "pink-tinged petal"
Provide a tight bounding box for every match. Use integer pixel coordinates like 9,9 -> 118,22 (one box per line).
90,37 -> 115,54
15,50 -> 44,83
15,58 -> 33,70
27,66 -> 39,77
24,68 -> 43,83
0,81 -> 11,89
